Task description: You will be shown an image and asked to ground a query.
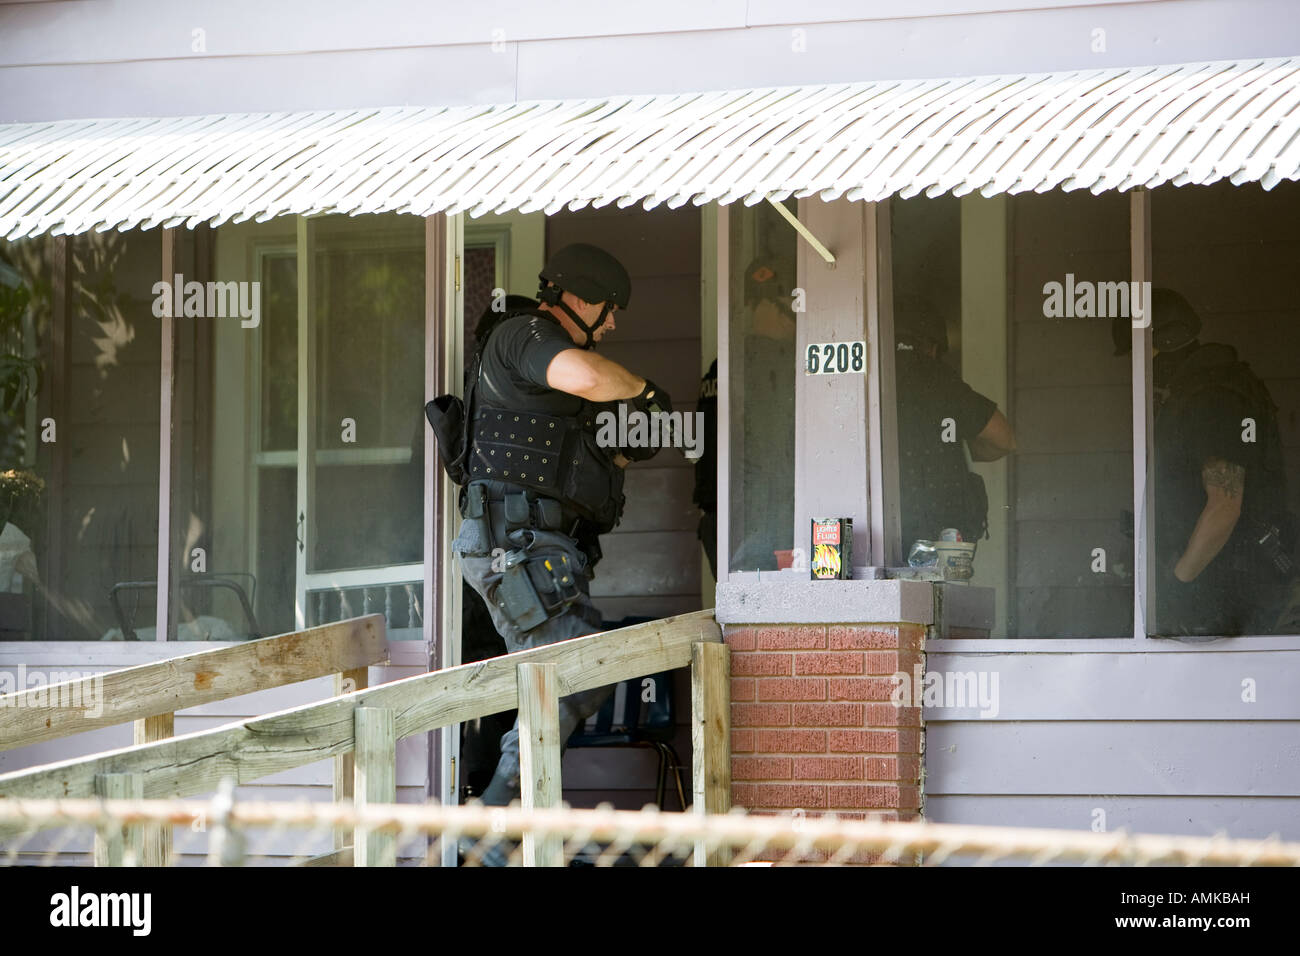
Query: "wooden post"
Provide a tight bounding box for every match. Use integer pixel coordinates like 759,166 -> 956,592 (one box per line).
133,715 -> 174,865
353,706 -> 396,867
517,662 -> 562,867
93,772 -> 144,867
692,641 -> 731,866
333,666 -> 368,849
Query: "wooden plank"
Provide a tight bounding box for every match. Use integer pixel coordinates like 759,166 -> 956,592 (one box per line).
518,662 -> 562,867
926,794 -> 1300,842
1014,585 -> 1133,639
922,648 -> 1300,720
0,615 -> 388,751
792,197 -> 871,570
925,720 -> 1300,796
0,611 -> 719,800
866,198 -> 900,567
92,772 -> 143,866
691,640 -> 730,867
298,846 -> 354,866
613,467 -> 700,533
333,665 -> 368,850
133,713 -> 173,865
353,707 -> 396,867
585,531 -> 701,597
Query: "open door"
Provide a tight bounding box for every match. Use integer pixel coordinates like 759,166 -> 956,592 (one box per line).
292,215 -> 427,636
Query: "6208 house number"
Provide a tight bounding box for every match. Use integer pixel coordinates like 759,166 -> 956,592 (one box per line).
804,341 -> 866,375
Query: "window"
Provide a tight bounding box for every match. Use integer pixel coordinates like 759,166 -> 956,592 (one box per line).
889,191 -> 1134,638
1149,180 -> 1300,638
727,200 -> 799,573
0,231 -> 162,640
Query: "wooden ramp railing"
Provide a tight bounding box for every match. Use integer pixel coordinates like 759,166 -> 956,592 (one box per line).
0,610 -> 729,867
0,615 -> 389,864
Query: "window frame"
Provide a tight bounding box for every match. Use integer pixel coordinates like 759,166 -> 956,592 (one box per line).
714,189 -> 1300,646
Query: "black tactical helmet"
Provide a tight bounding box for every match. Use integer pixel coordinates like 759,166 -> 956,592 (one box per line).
538,243 -> 631,309
1111,287 -> 1203,355
894,295 -> 949,355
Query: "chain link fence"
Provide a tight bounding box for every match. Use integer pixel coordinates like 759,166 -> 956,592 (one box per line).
3,781 -> 1299,867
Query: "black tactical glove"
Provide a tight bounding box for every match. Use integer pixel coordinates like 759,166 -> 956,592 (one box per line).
630,379 -> 672,417
620,379 -> 674,462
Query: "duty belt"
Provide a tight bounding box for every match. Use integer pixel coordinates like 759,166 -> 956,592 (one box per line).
461,480 -> 578,548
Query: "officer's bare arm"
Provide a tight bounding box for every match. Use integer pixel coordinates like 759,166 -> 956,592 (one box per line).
1173,457 -> 1245,582
968,410 -> 1017,462
546,349 -> 646,402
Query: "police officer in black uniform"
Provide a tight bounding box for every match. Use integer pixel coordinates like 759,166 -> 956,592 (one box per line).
894,299 -> 1016,557
1127,288 -> 1295,637
446,244 -> 670,857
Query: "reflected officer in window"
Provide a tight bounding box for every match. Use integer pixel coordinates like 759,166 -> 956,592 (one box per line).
1117,288 -> 1296,638
894,299 -> 1016,557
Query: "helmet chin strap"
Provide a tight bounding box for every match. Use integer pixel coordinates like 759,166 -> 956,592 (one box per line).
556,298 -> 613,349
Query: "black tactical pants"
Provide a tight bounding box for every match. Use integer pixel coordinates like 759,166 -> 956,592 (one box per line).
452,485 -> 613,810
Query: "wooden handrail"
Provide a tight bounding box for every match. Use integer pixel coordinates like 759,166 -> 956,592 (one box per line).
0,610 -> 722,802
0,616 -> 389,752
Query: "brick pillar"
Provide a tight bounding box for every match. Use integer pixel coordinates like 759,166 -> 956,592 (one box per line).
725,622 -> 924,832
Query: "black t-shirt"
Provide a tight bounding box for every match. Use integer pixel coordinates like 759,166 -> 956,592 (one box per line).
894,347 -> 997,549
1153,343 -> 1287,634
476,310 -> 585,417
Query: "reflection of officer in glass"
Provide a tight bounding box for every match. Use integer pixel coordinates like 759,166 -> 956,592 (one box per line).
894,300 -> 1016,555
1119,288 -> 1294,637
732,257 -> 797,571
450,244 -> 670,860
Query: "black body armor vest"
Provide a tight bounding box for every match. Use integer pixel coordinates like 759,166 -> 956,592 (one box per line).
464,309 -> 626,533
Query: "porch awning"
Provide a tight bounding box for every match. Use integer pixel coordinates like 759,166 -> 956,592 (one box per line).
2,55 -> 1299,239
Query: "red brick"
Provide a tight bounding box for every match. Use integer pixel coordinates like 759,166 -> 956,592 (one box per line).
896,728 -> 922,753
794,652 -> 864,675
731,677 -> 755,701
792,756 -> 864,780
864,650 -> 925,675
756,625 -> 827,650
791,702 -> 865,727
836,727 -> 921,753
867,703 -> 923,727
732,730 -> 754,753
757,677 -> 826,701
863,756 -> 897,779
829,624 -> 924,650
733,757 -> 793,780
825,784 -> 922,811
866,754 -> 922,781
732,703 -> 791,727
724,626 -> 756,651
829,677 -> 897,701
779,846 -> 889,866
829,730 -> 902,753
756,729 -> 827,753
732,783 -> 827,810
731,653 -> 792,676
